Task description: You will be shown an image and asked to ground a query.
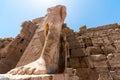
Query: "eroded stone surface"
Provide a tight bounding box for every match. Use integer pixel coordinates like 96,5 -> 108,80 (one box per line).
7,5 -> 66,75
0,21 -> 37,73
0,74 -> 69,80
66,23 -> 120,80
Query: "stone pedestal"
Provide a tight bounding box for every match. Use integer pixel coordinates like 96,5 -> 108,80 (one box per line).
0,74 -> 68,80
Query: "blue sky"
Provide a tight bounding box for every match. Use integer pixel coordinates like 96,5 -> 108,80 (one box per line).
0,0 -> 120,38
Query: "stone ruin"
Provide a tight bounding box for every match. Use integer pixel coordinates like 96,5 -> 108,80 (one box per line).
0,5 -> 120,80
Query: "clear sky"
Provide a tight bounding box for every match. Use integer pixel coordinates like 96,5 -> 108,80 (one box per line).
0,0 -> 120,38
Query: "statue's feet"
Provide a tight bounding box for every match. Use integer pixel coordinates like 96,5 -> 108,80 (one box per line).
7,58 -> 47,75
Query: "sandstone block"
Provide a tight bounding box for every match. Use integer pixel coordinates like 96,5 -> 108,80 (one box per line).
108,53 -> 120,68
79,25 -> 87,34
76,68 -> 99,80
91,54 -> 106,62
70,48 -> 85,57
69,58 -> 80,68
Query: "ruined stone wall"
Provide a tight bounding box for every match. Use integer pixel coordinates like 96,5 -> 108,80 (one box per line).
66,23 -> 120,80
0,38 -> 14,59
63,25 -> 98,80
1,20 -> 120,80
16,17 -> 45,67
0,21 -> 37,73
0,38 -> 14,50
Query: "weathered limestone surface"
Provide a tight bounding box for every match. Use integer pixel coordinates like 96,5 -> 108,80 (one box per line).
0,38 -> 14,56
7,5 -> 67,75
0,38 -> 14,61
0,38 -> 13,49
16,17 -> 45,67
0,72 -> 79,80
66,23 -> 120,80
0,21 -> 37,73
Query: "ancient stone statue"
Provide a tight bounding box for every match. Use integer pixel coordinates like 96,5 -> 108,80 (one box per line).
0,4 -> 120,80
7,5 -> 66,75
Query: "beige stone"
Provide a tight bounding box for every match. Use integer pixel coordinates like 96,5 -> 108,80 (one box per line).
91,54 -> 106,62
1,4 -> 120,80
7,5 -> 66,75
0,21 -> 37,73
